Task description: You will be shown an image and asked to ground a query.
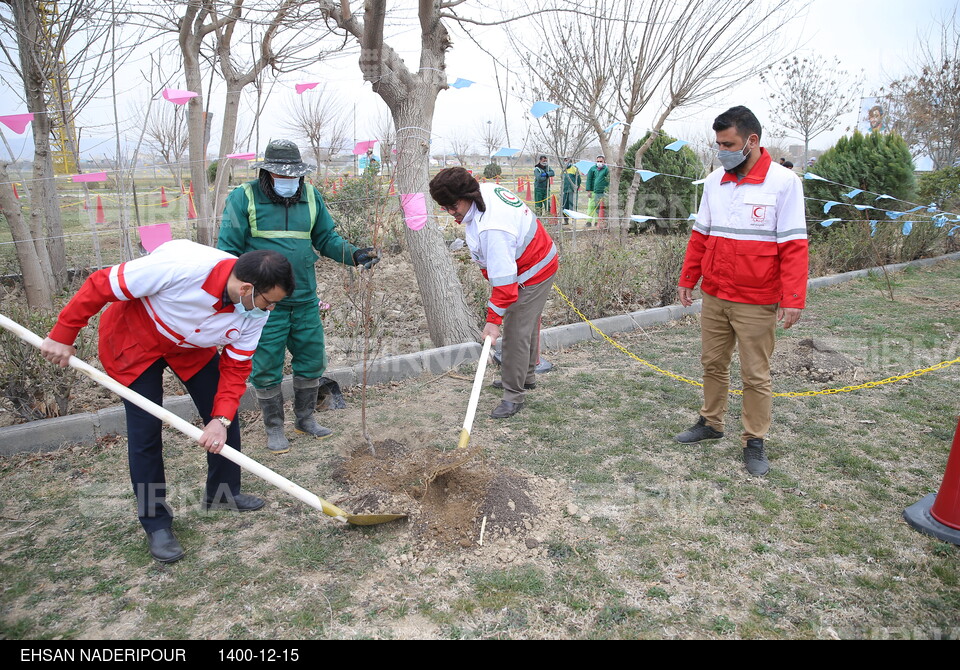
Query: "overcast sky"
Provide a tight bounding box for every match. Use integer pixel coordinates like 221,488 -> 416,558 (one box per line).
1,0 -> 957,165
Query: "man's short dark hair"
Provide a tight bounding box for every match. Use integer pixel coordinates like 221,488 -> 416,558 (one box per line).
234,249 -> 295,296
783,160 -> 794,169
713,106 -> 763,142
429,167 -> 486,212
539,155 -> 547,160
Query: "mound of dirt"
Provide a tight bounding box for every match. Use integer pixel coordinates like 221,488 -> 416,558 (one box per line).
774,338 -> 862,383
332,440 -> 549,551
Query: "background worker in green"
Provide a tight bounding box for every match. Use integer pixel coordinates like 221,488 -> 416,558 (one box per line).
219,139 -> 379,454
585,155 -> 610,225
560,157 -> 581,219
533,154 -> 554,215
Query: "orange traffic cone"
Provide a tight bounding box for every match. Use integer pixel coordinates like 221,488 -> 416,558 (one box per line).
517,177 -> 522,192
389,181 -> 396,196
95,195 -> 105,224
12,183 -> 18,199
550,194 -> 558,216
160,186 -> 169,208
598,199 -> 605,220
525,180 -> 532,201
189,180 -> 194,196
187,193 -> 197,220
180,181 -> 185,194
904,416 -> 960,544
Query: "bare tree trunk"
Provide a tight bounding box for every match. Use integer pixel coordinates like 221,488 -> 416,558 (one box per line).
10,0 -> 65,289
393,101 -> 478,346
0,162 -> 53,309
324,0 -> 477,346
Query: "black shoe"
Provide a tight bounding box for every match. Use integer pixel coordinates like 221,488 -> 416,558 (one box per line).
146,528 -> 184,563
674,416 -> 724,444
202,492 -> 266,512
743,439 -> 769,476
490,401 -> 524,419
491,380 -> 537,390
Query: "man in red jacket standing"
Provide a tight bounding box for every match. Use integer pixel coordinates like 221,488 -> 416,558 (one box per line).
674,106 -> 808,476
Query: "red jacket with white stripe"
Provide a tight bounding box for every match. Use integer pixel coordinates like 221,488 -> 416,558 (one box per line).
48,240 -> 267,418
679,149 -> 808,308
464,183 -> 559,325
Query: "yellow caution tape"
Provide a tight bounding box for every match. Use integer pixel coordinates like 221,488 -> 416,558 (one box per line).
551,284 -> 959,398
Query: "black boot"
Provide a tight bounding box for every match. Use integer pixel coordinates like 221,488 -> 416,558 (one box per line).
256,386 -> 290,454
293,377 -> 333,439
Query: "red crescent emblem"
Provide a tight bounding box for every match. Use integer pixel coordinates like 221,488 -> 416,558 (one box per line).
225,328 -> 240,339
753,206 -> 763,218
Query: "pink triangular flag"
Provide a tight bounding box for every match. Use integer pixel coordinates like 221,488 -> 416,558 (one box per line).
138,224 -> 173,253
227,152 -> 256,160
0,113 -> 34,134
295,82 -> 319,95
71,172 -> 108,183
162,88 -> 199,105
353,140 -> 377,155
400,192 -> 428,231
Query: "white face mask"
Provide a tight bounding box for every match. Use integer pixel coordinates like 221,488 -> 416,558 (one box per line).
273,176 -> 300,198
234,289 -> 269,319
596,162 -> 605,169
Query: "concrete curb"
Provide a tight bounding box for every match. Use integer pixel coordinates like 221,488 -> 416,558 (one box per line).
2,251 -> 958,456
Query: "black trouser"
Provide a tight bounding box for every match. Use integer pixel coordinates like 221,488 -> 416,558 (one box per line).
123,355 -> 241,532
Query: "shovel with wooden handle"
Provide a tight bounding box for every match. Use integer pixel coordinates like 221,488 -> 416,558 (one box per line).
0,314 -> 405,527
426,335 -> 494,482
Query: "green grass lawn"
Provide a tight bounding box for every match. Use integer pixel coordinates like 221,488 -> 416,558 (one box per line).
0,260 -> 959,639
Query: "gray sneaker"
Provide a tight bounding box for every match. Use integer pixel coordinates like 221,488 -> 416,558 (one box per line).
743,439 -> 769,476
674,416 -> 724,444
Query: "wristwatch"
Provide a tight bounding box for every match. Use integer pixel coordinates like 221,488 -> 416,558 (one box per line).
213,416 -> 232,428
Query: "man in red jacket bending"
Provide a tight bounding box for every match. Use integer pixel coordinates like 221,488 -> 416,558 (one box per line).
674,106 -> 808,476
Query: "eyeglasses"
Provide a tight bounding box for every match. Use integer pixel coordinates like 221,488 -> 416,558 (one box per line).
254,288 -> 283,308
440,204 -> 459,214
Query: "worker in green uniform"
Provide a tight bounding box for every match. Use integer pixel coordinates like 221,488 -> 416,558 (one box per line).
560,157 -> 581,219
585,155 -> 610,226
533,154 -> 554,216
218,140 -> 379,454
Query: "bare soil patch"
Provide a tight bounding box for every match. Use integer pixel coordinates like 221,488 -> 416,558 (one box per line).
772,337 -> 862,383
333,439 -> 548,552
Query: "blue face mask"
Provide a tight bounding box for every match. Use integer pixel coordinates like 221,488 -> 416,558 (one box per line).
234,289 -> 269,320
273,176 -> 300,198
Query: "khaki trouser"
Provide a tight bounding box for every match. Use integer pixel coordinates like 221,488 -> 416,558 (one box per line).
699,293 -> 777,442
499,275 -> 555,404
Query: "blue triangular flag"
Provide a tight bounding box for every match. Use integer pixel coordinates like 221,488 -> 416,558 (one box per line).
949,225 -> 960,237
804,172 -> 829,181
823,201 -> 840,214
905,205 -> 924,213
844,188 -> 863,198
820,218 -> 841,227
885,210 -> 906,219
687,213 -> 697,220
854,204 -> 874,211
603,121 -> 621,134
876,194 -> 895,201
664,140 -> 688,152
530,101 -> 560,118
869,220 -> 878,237
637,170 -> 659,182
630,215 -> 657,222
449,78 -> 474,89
901,221 -> 913,235
492,147 -> 519,157
575,159 -> 595,174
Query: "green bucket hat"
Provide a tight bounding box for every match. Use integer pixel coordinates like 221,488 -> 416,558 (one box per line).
252,139 -> 316,177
